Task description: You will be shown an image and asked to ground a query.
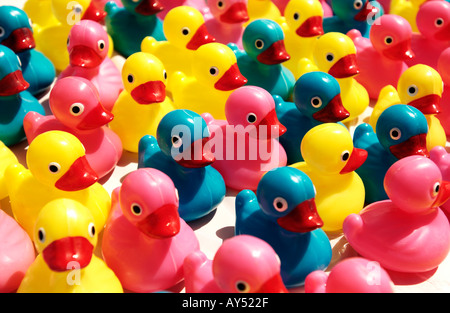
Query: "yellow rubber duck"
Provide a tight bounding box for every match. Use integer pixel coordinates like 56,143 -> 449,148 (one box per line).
245,0 -> 282,26
390,0 -> 427,33
18,198 -> 123,293
291,123 -> 368,232
298,32 -> 369,125
23,0 -> 59,33
109,52 -> 175,153
5,130 -> 111,238
279,0 -> 325,80
0,140 -> 19,200
369,64 -> 445,151
169,42 -> 248,120
141,5 -> 215,92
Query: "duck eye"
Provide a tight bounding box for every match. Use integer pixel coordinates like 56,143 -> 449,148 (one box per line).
131,203 -> 142,216
235,280 -> 250,293
384,36 -> 393,45
407,84 -> 418,97
341,150 -> 350,162
181,27 -> 190,36
209,66 -> 219,76
354,0 -> 363,9
37,227 -> 46,243
273,197 -> 288,212
88,222 -> 96,238
311,96 -> 322,108
246,113 -> 257,124
70,103 -> 85,116
127,74 -> 134,83
67,36 -> 70,46
432,182 -> 440,196
326,53 -> 334,62
97,40 -> 106,50
217,0 -> 224,8
435,18 -> 444,27
255,39 -> 264,49
73,4 -> 83,14
389,127 -> 401,140
293,12 -> 300,20
163,70 -> 167,80
48,162 -> 61,174
171,135 -> 182,148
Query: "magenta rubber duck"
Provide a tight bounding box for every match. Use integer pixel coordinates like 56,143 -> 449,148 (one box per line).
347,14 -> 414,99
184,235 -> 288,293
436,46 -> 450,136
343,155 -> 450,273
23,76 -> 122,179
202,85 -> 287,191
305,257 -> 394,293
407,0 -> 450,71
102,168 -> 200,293
60,20 -> 123,112
429,145 -> 450,219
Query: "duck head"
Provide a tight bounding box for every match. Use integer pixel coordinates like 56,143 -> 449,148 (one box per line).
207,0 -> 249,24
119,168 -> 181,239
0,6 -> 35,53
213,235 -> 288,293
122,52 -> 167,104
34,199 -> 97,272
294,71 -> 349,122
26,131 -> 98,191
51,0 -> 92,25
284,0 -> 324,37
242,19 -> 290,65
332,0 -> 380,23
122,0 -> 164,15
416,1 -> 450,42
0,45 -> 29,97
257,166 -> 323,233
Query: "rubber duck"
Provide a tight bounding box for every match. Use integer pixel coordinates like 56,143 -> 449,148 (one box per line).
298,32 -> 369,124
390,0 -> 427,33
202,86 -> 287,191
23,0 -> 59,33
235,166 -> 332,287
369,64 -> 445,152
279,0 -> 325,80
0,208 -> 35,293
229,19 -> 295,100
323,0 -> 382,38
23,76 -> 123,179
102,168 -> 200,292
354,104 -> 429,204
273,0 -> 333,17
184,235 -> 288,293
344,155 -> 450,273
18,198 -> 123,293
104,0 -> 165,58
0,141 -> 18,200
140,5 -> 216,90
158,0 -> 209,20
347,14 -> 414,100
59,20 -> 123,112
138,110 -> 225,221
305,257 -> 394,293
291,123 -> 368,232
245,0 -> 282,26
0,6 -> 55,96
4,130 -> 111,238
168,42 -> 247,120
275,71 -> 349,165
109,52 -> 175,153
83,0 -> 123,22
429,145 -> 450,218
0,45 -> 45,147
406,1 -> 450,71
437,47 -> 450,136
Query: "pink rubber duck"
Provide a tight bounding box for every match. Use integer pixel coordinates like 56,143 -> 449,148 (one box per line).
158,0 -> 209,19
202,86 -> 287,191
23,76 -> 123,180
184,235 -> 288,293
429,145 -> 450,219
347,14 -> 414,99
305,257 -> 394,293
407,0 -> 450,71
343,155 -> 450,273
101,168 -> 200,293
60,20 -> 123,112
436,46 -> 450,136
0,208 -> 35,293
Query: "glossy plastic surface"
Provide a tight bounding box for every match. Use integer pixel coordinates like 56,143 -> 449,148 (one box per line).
429,145 -> 450,218
235,166 -> 332,287
344,155 -> 450,273
245,0 -> 282,26
390,0 -> 426,33
102,168 -> 200,292
23,76 -> 123,179
184,235 -> 288,293
0,141 -> 18,200
437,47 -> 450,136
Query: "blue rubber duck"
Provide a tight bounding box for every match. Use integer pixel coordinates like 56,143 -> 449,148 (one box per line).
235,166 -> 332,288
138,109 -> 226,222
104,0 -> 166,57
353,104 -> 429,204
0,6 -> 55,96
323,0 -> 383,38
275,71 -> 350,165
228,19 -> 295,100
0,45 -> 45,147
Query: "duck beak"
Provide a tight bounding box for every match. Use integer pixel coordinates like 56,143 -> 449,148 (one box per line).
220,2 -> 249,23
408,94 -> 441,115
42,236 -> 94,272
69,45 -> 103,68
389,133 -> 429,159
257,40 -> 290,65
432,181 -> 450,208
277,199 -> 323,233
135,0 -> 164,15
255,273 -> 289,293
131,80 -> 166,104
312,94 -> 350,122
175,137 -> 216,168
82,0 -> 107,22
354,0 -> 379,22
214,63 -> 247,91
0,70 -> 29,96
256,109 -> 287,139
1,27 -> 36,53
383,40 -> 414,61
296,16 -> 324,37
136,203 -> 181,239
77,102 -> 114,130
340,148 -> 368,174
55,156 -> 99,191
328,54 -> 359,78
186,24 -> 216,50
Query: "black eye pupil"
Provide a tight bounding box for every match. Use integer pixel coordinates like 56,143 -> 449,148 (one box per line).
342,153 -> 349,161
99,43 -> 104,49
38,230 -> 44,241
435,184 -> 440,193
256,40 -> 263,48
210,68 -> 217,75
326,54 -> 334,61
247,114 -> 256,123
293,13 -> 299,20
276,201 -> 283,208
172,137 -> 179,143
392,130 -> 399,137
408,87 -> 416,94
127,75 -> 134,83
90,226 -> 95,236
386,37 -> 392,44
312,98 -> 320,105
236,282 -> 247,292
132,205 -> 141,214
72,106 -> 81,114
218,1 -> 223,7
437,19 -> 443,25
182,29 -> 189,35
49,165 -> 59,172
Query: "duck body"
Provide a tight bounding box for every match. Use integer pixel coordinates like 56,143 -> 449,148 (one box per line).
390,0 -> 429,33
436,47 -> 450,136
0,141 -> 18,200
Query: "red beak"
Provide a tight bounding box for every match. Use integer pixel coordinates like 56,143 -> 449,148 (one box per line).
354,0 -> 379,22
131,80 -> 166,104
432,181 -> 450,208
340,148 -> 368,174
0,70 -> 29,96
277,199 -> 323,233
136,203 -> 181,239
296,16 -> 324,37
1,27 -> 36,53
42,236 -> 94,272
382,40 -> 414,61
389,133 -> 429,159
186,24 -> 216,50
135,0 -> 164,15
55,156 -> 99,191
214,63 -> 247,91
255,273 -> 289,293
220,2 -> 249,24
312,94 -> 349,122
82,0 -> 107,22
69,45 -> 103,68
77,103 -> 114,130
257,40 -> 290,65
175,137 -> 216,168
256,109 -> 287,139
408,94 -> 441,115
328,54 -> 359,78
